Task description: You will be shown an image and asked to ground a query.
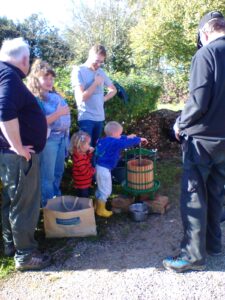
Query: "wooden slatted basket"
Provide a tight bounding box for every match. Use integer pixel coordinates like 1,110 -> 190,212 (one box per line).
127,159 -> 154,190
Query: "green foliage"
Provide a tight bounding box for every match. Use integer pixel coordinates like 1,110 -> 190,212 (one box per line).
130,0 -> 225,72
18,14 -> 74,68
128,0 -> 225,104
54,67 -> 161,133
0,257 -> 14,279
54,66 -> 73,100
0,14 -> 74,68
159,72 -> 189,104
66,0 -> 135,73
0,17 -> 20,42
105,73 -> 162,130
54,66 -> 78,134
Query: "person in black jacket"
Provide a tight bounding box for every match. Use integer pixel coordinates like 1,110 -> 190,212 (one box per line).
163,11 -> 225,272
0,38 -> 51,271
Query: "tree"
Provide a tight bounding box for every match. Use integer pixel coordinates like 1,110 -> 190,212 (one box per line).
65,0 -> 135,73
0,15 -> 74,68
0,17 -> 20,46
129,0 -> 225,72
17,14 -> 74,67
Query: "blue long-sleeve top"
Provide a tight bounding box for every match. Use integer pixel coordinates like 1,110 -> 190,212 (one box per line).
95,135 -> 141,170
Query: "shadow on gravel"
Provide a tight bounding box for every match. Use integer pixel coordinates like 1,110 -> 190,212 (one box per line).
38,207 -> 225,274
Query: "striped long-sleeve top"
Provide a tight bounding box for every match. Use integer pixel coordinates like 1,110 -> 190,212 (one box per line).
72,151 -> 95,189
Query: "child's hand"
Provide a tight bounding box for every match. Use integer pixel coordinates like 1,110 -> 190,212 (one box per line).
127,134 -> 136,138
140,138 -> 148,145
89,146 -> 95,153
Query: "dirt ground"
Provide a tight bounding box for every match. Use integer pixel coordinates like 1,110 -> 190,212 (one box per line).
1,199 -> 225,300
1,110 -> 225,299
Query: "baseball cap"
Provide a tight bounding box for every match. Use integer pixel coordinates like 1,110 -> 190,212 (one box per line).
198,11 -> 224,30
197,11 -> 224,49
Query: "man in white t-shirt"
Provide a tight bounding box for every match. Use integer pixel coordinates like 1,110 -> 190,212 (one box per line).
71,45 -> 117,147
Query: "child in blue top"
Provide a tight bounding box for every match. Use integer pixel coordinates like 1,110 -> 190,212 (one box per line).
95,121 -> 147,217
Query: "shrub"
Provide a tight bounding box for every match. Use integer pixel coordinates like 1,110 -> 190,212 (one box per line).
106,73 -> 161,131
54,66 -> 78,134
54,67 -> 162,133
159,72 -> 188,104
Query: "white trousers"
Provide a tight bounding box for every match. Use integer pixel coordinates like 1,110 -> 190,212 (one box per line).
95,165 -> 112,202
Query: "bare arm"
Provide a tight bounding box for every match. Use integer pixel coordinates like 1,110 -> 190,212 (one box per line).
75,74 -> 104,102
0,119 -> 34,161
104,83 -> 117,102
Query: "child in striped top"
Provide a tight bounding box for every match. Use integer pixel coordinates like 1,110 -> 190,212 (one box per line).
69,131 -> 95,197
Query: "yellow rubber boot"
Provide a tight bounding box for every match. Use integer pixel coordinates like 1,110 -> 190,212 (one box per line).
96,200 -> 113,218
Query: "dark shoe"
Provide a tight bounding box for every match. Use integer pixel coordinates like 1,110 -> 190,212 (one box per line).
220,208 -> 225,222
207,250 -> 222,256
15,252 -> 51,271
163,256 -> 205,273
4,244 -> 16,257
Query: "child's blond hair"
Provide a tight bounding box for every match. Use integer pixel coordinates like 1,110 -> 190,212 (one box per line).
69,131 -> 91,154
104,121 -> 123,136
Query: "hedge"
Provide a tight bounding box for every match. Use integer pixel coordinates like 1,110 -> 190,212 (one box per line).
54,67 -> 162,133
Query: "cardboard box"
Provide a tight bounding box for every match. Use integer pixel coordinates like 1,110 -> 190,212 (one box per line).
43,196 -> 97,238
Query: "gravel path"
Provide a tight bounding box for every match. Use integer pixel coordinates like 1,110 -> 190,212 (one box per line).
1,206 -> 225,300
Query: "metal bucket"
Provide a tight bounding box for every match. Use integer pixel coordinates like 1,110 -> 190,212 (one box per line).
129,202 -> 149,222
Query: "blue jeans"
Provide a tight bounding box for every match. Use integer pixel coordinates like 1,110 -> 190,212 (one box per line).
0,153 -> 40,263
180,138 -> 225,264
78,120 -> 104,147
40,134 -> 66,206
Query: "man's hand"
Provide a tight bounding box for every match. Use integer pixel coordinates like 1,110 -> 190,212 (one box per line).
94,74 -> 104,86
0,119 -> 35,161
10,145 -> 35,161
173,122 -> 180,141
104,83 -> 117,102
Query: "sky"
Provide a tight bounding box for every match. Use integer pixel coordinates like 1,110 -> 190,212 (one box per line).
0,0 -> 93,30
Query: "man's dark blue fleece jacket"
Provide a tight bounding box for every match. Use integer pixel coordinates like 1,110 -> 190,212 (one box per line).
177,36 -> 225,146
0,61 -> 47,153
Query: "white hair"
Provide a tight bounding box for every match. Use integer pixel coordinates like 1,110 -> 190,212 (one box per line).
0,37 -> 30,62
104,121 -> 123,136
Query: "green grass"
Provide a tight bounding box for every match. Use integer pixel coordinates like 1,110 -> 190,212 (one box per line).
155,157 -> 182,207
156,102 -> 184,111
0,257 -> 14,279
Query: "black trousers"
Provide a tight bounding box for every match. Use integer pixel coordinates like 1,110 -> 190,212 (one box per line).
180,138 -> 225,264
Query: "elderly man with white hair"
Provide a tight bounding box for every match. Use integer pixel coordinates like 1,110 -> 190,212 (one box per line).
0,37 -> 51,271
